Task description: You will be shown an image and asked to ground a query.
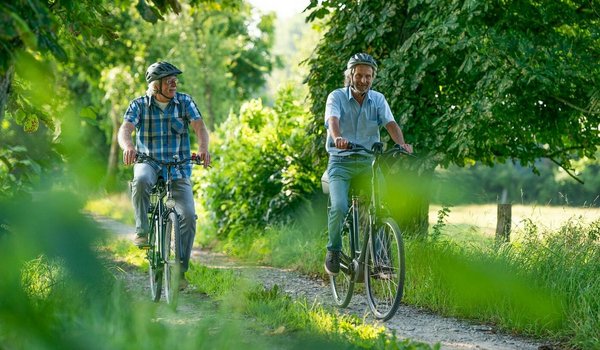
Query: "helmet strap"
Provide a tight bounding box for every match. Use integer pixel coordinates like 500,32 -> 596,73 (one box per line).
156,78 -> 173,101
349,73 -> 369,97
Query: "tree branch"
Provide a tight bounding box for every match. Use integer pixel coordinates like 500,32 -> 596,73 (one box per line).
551,95 -> 599,115
547,156 -> 584,184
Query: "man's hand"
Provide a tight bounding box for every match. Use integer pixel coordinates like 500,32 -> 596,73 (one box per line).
123,147 -> 137,165
334,136 -> 350,150
398,143 -> 413,154
198,149 -> 211,168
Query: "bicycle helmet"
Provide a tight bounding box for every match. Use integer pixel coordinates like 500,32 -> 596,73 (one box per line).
145,61 -> 182,83
347,53 -> 378,70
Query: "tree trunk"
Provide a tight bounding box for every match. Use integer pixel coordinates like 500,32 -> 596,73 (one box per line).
496,204 -> 512,243
0,65 -> 15,121
204,82 -> 214,131
105,110 -> 120,191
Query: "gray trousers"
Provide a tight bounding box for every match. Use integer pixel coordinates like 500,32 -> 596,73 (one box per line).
131,163 -> 196,273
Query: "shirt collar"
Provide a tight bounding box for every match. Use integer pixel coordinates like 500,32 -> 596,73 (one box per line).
147,93 -> 179,105
345,86 -> 372,102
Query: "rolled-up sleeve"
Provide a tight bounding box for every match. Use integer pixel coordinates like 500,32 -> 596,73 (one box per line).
123,100 -> 140,126
185,95 -> 202,121
324,91 -> 341,128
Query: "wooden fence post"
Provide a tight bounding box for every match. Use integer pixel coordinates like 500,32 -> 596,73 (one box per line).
496,203 -> 512,243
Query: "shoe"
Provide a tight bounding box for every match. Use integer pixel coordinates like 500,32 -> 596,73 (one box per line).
324,250 -> 341,275
133,233 -> 149,248
178,276 -> 189,291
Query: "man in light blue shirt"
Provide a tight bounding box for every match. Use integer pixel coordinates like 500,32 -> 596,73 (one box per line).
324,53 -> 413,275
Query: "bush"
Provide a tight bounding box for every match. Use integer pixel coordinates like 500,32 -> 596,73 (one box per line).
196,85 -> 321,240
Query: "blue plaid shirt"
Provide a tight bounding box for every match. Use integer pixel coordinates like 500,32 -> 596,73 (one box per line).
123,92 -> 202,179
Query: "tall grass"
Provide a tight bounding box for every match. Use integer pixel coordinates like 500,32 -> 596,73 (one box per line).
87,194 -> 600,348
3,191 -> 433,350
503,219 -> 600,348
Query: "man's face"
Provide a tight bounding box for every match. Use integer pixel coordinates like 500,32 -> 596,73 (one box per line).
351,65 -> 374,94
160,75 -> 178,99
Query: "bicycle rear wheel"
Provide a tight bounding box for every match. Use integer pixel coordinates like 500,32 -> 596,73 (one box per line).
163,211 -> 181,308
148,210 -> 163,302
330,207 -> 356,307
365,217 -> 405,321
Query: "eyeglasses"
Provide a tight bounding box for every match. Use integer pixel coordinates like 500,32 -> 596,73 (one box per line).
164,77 -> 178,85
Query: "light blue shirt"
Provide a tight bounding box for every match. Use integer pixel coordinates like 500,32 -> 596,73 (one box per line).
324,87 -> 395,156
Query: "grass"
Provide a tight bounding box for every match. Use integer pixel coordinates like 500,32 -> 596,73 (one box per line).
88,193 -> 600,348
101,237 -> 436,349
85,193 -> 134,225
430,203 -> 600,236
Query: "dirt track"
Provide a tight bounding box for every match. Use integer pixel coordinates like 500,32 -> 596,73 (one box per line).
95,215 -> 551,350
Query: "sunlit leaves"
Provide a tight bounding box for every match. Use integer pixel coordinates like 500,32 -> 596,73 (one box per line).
198,86 -> 317,239
307,0 -> 600,174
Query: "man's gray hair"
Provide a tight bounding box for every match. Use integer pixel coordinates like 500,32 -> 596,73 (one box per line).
146,80 -> 159,97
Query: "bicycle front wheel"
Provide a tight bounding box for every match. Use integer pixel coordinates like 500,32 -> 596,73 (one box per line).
148,210 -> 163,302
330,209 -> 356,307
365,217 -> 405,321
163,211 -> 181,308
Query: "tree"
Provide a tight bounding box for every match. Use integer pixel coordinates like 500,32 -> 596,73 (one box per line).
305,0 -> 600,234
0,0 -> 186,196
1,0 -> 276,193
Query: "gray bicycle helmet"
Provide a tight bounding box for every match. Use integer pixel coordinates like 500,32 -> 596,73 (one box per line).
347,53 -> 378,70
145,61 -> 182,83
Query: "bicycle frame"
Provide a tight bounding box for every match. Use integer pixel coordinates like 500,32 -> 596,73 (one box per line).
346,153 -> 384,282
329,142 -> 410,318
148,177 -> 178,267
138,152 -> 206,304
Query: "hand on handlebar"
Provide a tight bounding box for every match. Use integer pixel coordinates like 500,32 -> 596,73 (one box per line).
123,147 -> 137,166
334,137 -> 351,150
397,143 -> 413,154
192,151 -> 211,168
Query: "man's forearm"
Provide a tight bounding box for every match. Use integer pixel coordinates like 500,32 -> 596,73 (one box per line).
191,120 -> 209,151
386,121 -> 406,145
118,122 -> 135,150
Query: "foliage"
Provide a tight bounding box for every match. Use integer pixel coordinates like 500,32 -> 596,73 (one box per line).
306,0 -> 600,172
304,0 -> 599,234
198,85 -> 320,239
1,0 -> 277,195
434,153 -> 600,206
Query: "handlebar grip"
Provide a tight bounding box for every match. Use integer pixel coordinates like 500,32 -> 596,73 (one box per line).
329,141 -> 355,149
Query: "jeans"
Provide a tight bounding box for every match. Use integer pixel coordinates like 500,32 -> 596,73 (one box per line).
326,155 -> 372,251
131,162 -> 197,273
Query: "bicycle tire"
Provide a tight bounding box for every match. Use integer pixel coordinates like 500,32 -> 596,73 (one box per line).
163,211 -> 181,308
365,217 -> 405,321
148,209 -> 163,302
330,205 -> 357,307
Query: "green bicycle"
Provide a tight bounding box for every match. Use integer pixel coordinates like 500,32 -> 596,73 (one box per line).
137,153 -> 205,308
324,142 -> 409,321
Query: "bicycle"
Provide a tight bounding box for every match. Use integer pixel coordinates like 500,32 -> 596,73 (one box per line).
136,152 -> 206,308
323,142 -> 410,321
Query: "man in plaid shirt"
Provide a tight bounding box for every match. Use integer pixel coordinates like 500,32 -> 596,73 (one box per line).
118,61 -> 211,289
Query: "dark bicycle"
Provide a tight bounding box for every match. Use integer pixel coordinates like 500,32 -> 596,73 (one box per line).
136,153 -> 206,308
323,142 -> 410,321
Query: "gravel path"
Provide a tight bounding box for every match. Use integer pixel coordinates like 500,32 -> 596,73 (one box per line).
95,215 -> 551,350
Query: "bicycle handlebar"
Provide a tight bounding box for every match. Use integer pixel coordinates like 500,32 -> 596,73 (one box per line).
136,152 -> 210,167
330,142 -> 414,158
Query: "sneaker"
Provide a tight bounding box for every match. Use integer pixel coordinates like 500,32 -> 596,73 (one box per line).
324,250 -> 341,275
133,233 -> 149,248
